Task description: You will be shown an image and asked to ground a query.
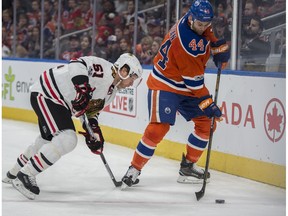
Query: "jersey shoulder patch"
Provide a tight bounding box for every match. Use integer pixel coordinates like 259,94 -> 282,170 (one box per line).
177,16 -> 210,57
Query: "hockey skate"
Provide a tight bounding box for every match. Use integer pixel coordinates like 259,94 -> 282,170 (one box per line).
121,165 -> 140,190
177,154 -> 210,184
12,171 -> 40,200
2,171 -> 17,184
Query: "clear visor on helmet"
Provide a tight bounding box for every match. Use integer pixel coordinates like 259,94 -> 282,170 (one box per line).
118,64 -> 131,80
117,64 -> 142,88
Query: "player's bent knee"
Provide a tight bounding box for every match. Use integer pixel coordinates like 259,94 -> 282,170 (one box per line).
144,123 -> 170,144
23,135 -> 50,159
34,135 -> 50,150
193,116 -> 216,138
51,129 -> 77,156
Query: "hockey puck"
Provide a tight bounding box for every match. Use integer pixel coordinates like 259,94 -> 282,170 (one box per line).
215,199 -> 225,204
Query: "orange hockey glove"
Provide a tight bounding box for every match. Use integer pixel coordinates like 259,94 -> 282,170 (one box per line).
211,39 -> 230,69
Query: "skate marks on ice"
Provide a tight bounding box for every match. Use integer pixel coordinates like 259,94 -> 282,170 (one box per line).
2,119 -> 285,216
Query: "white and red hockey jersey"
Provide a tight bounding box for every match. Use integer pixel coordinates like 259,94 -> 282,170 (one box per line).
30,56 -> 118,116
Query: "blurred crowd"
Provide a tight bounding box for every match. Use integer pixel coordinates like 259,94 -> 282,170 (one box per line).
211,0 -> 285,72
2,0 -> 286,71
2,0 -> 169,64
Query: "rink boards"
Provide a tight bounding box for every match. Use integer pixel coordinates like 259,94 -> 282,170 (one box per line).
2,58 -> 286,188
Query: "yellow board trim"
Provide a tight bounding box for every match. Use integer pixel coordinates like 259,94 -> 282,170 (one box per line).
3,107 -> 285,188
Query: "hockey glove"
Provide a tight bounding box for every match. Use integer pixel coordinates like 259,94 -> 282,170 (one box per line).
71,82 -> 95,117
79,118 -> 104,154
211,39 -> 230,69
199,95 -> 222,118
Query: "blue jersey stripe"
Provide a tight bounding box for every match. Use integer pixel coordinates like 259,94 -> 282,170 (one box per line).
183,77 -> 204,89
152,67 -> 191,92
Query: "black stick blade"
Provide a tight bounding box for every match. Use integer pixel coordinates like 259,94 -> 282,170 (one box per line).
195,188 -> 205,201
114,181 -> 123,187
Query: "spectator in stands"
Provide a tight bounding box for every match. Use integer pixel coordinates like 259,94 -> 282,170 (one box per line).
267,0 -> 286,15
43,13 -> 56,59
26,0 -> 41,28
123,0 -> 145,25
215,0 -> 227,17
150,36 -> 163,60
146,19 -> 163,39
147,9 -> 155,19
44,0 -> 54,18
16,13 -> 30,50
2,9 -> 13,49
95,25 -> 113,43
119,36 -> 132,55
75,35 -> 92,58
114,0 -> 128,16
2,22 -> 12,57
51,0 -> 70,32
123,0 -> 136,25
60,34 -> 81,60
115,25 -> 124,41
136,35 -> 154,65
127,17 -> 147,44
94,25 -> 114,59
213,15 -> 231,47
257,0 -> 272,18
240,15 -> 271,71
97,0 -> 123,29
226,0 -> 233,18
15,44 -> 28,58
66,0 -> 81,33
27,26 -> 40,58
122,24 -> 131,38
79,0 -> 93,28
2,43 -> 11,57
241,0 -> 258,43
243,0 -> 258,17
2,9 -> 12,32
106,35 -> 121,62
14,0 -> 28,15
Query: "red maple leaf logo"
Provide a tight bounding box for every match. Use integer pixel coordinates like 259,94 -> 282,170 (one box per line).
267,104 -> 283,133
264,98 -> 286,143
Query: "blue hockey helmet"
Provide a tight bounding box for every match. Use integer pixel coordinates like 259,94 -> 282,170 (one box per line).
189,0 -> 214,22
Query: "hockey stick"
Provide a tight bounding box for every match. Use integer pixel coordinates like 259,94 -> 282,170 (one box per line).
195,64 -> 222,201
80,113 -> 122,187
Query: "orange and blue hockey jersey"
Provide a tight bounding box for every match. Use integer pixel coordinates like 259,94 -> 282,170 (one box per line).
148,13 -> 217,98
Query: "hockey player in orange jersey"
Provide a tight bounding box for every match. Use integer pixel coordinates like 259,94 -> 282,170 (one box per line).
122,0 -> 230,187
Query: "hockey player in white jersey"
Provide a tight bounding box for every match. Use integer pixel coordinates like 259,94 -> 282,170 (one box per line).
2,53 -> 143,200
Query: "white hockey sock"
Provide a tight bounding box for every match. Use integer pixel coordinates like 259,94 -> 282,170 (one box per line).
9,154 -> 27,176
20,130 -> 77,176
9,135 -> 49,176
24,152 -> 58,176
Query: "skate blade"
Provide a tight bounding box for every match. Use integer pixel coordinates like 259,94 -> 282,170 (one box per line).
177,175 -> 210,184
2,177 -> 13,184
12,178 -> 36,200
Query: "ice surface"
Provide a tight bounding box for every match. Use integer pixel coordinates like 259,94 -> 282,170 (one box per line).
2,119 -> 286,216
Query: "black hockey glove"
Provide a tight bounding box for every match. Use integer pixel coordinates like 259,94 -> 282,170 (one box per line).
199,95 -> 222,118
79,118 -> 104,154
71,82 -> 95,117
